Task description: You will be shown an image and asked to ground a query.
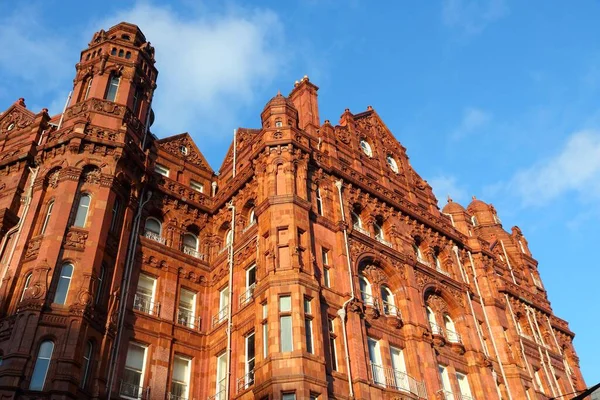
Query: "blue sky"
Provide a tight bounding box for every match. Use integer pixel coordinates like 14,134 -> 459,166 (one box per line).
1,0 -> 598,384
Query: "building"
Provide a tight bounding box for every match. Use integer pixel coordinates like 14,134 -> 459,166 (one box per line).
0,22 -> 587,400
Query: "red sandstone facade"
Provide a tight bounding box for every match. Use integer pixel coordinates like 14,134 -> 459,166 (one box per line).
0,22 -> 587,400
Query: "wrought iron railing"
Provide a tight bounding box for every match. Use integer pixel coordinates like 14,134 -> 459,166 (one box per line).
237,370 -> 255,392
446,328 -> 462,344
382,301 -> 401,318
183,246 -> 204,260
361,292 -> 378,308
239,284 -> 256,306
212,306 -> 229,327
369,362 -> 428,398
207,379 -> 227,400
133,293 -> 159,315
430,322 -> 444,336
243,221 -> 256,233
177,308 -> 201,330
354,225 -> 371,237
436,267 -> 451,277
144,230 -> 165,244
218,244 -> 230,255
119,380 -> 149,399
376,236 -> 393,248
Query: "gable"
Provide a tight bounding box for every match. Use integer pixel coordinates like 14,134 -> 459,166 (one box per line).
0,100 -> 36,134
156,133 -> 213,173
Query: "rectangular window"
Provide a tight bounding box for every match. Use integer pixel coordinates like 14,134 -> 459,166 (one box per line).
304,297 -> 312,314
316,188 -> 323,216
328,318 -> 338,371
190,180 -> 204,193
323,267 -> 331,288
177,288 -> 197,329
280,295 -> 292,352
109,198 -> 121,233
438,364 -> 453,398
262,302 -> 268,358
122,343 -> 147,399
321,247 -> 329,265
134,274 -> 156,315
105,75 -> 120,102
368,337 -> 384,386
244,332 -> 255,389
456,372 -> 474,400
282,393 -> 296,400
214,286 -> 229,326
534,369 -> 545,394
171,356 -> 191,400
154,163 -> 170,177
215,353 -> 226,399
390,346 -> 408,391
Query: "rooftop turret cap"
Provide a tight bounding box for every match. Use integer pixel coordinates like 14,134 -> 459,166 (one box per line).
263,90 -> 296,110
442,196 -> 466,213
467,195 -> 489,212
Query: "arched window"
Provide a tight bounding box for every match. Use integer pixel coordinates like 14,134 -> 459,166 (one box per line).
316,188 -> 323,216
351,210 -> 362,229
381,286 -> 396,315
248,208 -> 257,226
426,307 -> 439,333
105,74 -> 120,102
471,215 -> 478,226
359,276 -> 373,305
360,139 -> 373,157
444,314 -> 460,343
20,273 -> 32,302
374,221 -> 384,241
29,341 -> 54,391
54,263 -> 74,305
74,194 -> 91,227
413,243 -> 424,263
434,253 -> 442,270
386,155 -> 399,173
78,77 -> 93,102
80,341 -> 93,388
41,200 -> 54,234
95,263 -> 106,305
109,198 -> 121,233
225,229 -> 233,246
183,233 -> 198,253
145,217 -> 161,234
118,49 -> 124,57
111,48 -> 117,56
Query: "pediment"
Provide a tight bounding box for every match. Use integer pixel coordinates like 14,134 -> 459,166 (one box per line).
0,100 -> 36,134
156,133 -> 213,173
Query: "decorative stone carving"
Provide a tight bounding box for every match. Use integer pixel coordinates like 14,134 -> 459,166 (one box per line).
63,228 -> 89,251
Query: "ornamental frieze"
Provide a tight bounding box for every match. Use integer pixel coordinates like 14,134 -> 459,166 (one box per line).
23,236 -> 43,261
159,136 -> 211,172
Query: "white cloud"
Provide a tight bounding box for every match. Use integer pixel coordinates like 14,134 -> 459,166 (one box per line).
451,107 -> 492,139
442,0 -> 508,35
428,175 -> 468,205
505,130 -> 600,206
102,3 -> 285,141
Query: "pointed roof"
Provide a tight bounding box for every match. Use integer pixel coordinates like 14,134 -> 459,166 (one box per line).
217,127 -> 260,173
155,132 -> 214,174
0,98 -> 36,133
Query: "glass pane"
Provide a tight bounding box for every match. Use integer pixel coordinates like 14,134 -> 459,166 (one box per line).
74,195 -> 90,227
304,298 -> 311,314
125,344 -> 145,369
30,358 -> 51,390
54,265 -> 73,305
280,316 -> 293,352
247,266 -> 256,286
279,296 -> 291,312
145,218 -> 161,234
282,393 -> 296,400
137,274 -> 155,296
179,289 -> 195,309
172,357 -> 189,382
246,334 -> 255,360
305,319 -> 313,353
183,234 -> 197,249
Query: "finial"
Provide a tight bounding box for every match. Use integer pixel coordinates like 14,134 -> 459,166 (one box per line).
17,98 -> 26,107
344,108 -> 350,113
294,80 -> 299,87
472,195 -> 477,201
367,105 -> 373,111
324,119 -> 330,125
447,195 -> 453,203
303,75 -> 308,81
277,89 -> 281,96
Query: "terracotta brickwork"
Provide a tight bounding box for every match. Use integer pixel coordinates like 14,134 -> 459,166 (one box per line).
0,22 -> 587,400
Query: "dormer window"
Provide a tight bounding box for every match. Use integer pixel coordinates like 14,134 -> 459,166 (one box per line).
154,163 -> 169,177
386,155 -> 399,173
360,139 -> 373,157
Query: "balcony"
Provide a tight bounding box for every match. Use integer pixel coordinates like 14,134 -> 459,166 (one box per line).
144,229 -> 165,244
369,362 -> 428,398
437,390 -> 474,400
120,380 -> 148,399
237,370 -> 255,393
177,308 -> 201,330
446,328 -> 462,344
183,246 -> 204,260
133,293 -> 160,315
167,394 -> 188,400
375,236 -> 393,248
242,221 -> 256,234
239,284 -> 256,307
430,322 -> 444,336
208,379 -> 226,400
353,224 -> 371,237
361,292 -> 378,308
218,244 -> 230,255
382,301 -> 401,318
212,306 -> 229,327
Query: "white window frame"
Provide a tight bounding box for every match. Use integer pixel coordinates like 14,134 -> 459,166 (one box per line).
54,263 -> 74,305
456,372 -> 474,400
368,337 -> 384,386
387,155 -> 399,173
135,273 -> 157,315
390,346 -> 409,391
178,288 -> 197,329
360,139 -> 373,157
74,193 -> 91,228
359,276 -> 373,305
190,180 -> 204,193
122,342 -> 148,400
171,355 -> 191,400
279,296 -> 293,352
41,201 -> 54,234
216,353 -> 227,398
21,273 -> 32,302
438,364 -> 454,399
105,75 -> 120,102
245,332 -> 256,387
381,286 -> 396,316
154,163 -> 170,177
316,188 -> 323,216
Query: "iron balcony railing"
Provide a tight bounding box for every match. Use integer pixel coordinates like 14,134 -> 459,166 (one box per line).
212,306 -> 229,327
369,362 -> 428,398
168,381 -> 188,400
382,301 -> 401,318
446,328 -> 462,344
242,221 -> 256,233
375,236 -> 393,248
167,394 -> 188,400
133,293 -> 160,315
239,284 -> 256,307
119,380 -> 149,399
218,244 -> 231,255
438,390 -> 473,400
354,225 -> 371,237
144,229 -> 165,244
207,379 -> 227,400
177,308 -> 201,330
430,322 -> 444,336
360,292 -> 378,309
183,246 -> 204,260
237,370 -> 255,393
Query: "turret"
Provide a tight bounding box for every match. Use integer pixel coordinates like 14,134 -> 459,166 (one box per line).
260,91 -> 298,129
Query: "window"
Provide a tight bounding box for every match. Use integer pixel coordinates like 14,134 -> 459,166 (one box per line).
323,267 -> 330,288
178,288 -> 197,329
374,221 -> 384,241
80,341 -> 93,388
280,296 -> 293,352
134,274 -> 157,315
21,273 -> 32,302
144,217 -> 163,243
390,347 -> 408,391
360,139 -> 373,157
154,163 -> 169,177
427,307 -> 440,334
316,187 -> 323,216
434,253 -> 442,270
74,194 -> 91,227
262,303 -> 268,358
444,314 -> 460,343
132,86 -> 142,116
182,233 -> 198,256
438,365 -> 453,398
368,337 -> 384,386
54,263 -> 74,305
413,243 -> 424,263
215,353 -> 227,399
275,120 -> 283,128
471,215 -> 478,226
225,229 -> 233,247
95,263 -> 106,304
519,240 -> 526,253
321,248 -> 329,266
244,332 -> 255,389
304,297 -> 313,354
104,74 -> 120,102
534,369 -> 545,394
82,77 -> 93,101
328,318 -> 338,371
247,208 -> 257,226
359,276 -> 373,306
180,145 -> 188,155
41,201 -> 54,234
282,393 -> 296,400
122,343 -> 147,399
351,210 -> 362,229
456,372 -> 474,400
241,265 -> 257,306
171,356 -> 191,400
380,286 -> 396,316
30,341 -> 54,391
387,155 -> 399,173
190,180 -> 204,193
110,198 -> 121,233
214,286 -> 229,325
